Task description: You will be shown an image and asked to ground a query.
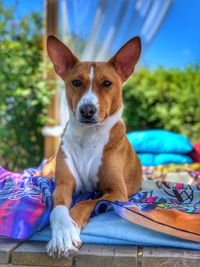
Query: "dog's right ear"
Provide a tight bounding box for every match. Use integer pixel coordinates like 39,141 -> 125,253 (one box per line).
108,36 -> 141,81
47,35 -> 79,79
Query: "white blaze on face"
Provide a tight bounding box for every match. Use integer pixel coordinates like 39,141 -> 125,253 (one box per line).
89,65 -> 95,91
77,65 -> 98,112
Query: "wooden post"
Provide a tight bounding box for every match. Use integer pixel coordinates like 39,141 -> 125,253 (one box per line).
43,0 -> 59,158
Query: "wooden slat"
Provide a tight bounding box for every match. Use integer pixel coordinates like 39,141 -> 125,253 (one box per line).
141,247 -> 200,267
12,241 -> 72,267
0,240 -> 20,264
11,242 -> 138,267
75,244 -> 138,267
43,0 -> 59,158
9,241 -> 200,267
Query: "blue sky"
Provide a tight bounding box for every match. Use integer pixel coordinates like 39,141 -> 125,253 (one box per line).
3,0 -> 200,69
144,0 -> 200,68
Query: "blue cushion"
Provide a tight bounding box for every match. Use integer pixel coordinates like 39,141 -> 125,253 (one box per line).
138,153 -> 193,166
127,130 -> 193,154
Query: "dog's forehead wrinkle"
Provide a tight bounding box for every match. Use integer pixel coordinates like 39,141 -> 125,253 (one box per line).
75,62 -> 114,82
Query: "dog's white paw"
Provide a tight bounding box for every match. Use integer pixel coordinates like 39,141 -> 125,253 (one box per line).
46,228 -> 80,258
47,205 -> 82,258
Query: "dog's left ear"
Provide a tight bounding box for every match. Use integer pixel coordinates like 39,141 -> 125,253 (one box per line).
47,35 -> 79,79
109,37 -> 141,81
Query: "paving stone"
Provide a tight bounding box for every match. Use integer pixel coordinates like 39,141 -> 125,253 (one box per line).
74,244 -> 137,267
0,239 -> 20,264
141,247 -> 200,267
0,265 -> 48,267
12,241 -> 72,266
112,246 -> 138,267
74,244 -> 113,267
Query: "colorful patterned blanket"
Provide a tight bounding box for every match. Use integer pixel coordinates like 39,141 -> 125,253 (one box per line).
143,163 -> 200,185
0,163 -> 200,243
0,162 -> 54,239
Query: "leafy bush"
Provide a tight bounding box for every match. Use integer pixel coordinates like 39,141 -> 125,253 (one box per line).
123,66 -> 200,141
0,2 -> 53,170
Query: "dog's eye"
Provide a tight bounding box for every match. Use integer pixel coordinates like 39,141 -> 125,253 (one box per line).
102,80 -> 112,88
72,80 -> 82,87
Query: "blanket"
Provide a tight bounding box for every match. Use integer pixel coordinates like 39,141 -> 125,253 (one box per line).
0,162 -> 54,239
143,163 -> 200,185
0,164 -> 200,245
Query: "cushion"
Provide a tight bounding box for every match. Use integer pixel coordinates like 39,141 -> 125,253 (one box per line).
127,130 -> 193,154
138,153 -> 193,166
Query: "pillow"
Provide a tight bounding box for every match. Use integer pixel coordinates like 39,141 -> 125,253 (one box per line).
127,130 -> 193,154
190,143 -> 200,162
138,153 -> 193,166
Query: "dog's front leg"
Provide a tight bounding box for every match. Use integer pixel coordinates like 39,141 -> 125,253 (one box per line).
46,149 -> 81,258
70,156 -> 129,228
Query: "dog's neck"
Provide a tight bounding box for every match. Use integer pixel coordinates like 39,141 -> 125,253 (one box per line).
64,107 -> 123,142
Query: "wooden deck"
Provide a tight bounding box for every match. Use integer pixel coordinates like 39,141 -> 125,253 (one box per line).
0,240 -> 199,267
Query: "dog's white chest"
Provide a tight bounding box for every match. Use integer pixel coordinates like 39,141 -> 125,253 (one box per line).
61,124 -> 110,193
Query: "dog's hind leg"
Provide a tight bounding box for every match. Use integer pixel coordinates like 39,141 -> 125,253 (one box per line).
34,154 -> 56,179
70,190 -> 128,229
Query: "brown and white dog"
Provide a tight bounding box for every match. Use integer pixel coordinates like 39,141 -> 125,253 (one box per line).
39,35 -> 142,258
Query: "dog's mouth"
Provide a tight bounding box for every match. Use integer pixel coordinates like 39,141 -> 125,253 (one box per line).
81,119 -> 99,124
72,111 -> 107,127
75,117 -> 100,127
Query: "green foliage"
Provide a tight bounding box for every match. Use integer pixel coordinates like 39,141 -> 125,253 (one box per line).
0,2 -> 53,170
123,65 -> 200,141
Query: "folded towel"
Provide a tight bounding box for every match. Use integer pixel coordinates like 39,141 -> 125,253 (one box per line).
31,212 -> 200,250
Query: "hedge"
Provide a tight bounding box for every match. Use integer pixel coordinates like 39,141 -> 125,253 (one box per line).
123,66 -> 200,141
0,3 -> 53,170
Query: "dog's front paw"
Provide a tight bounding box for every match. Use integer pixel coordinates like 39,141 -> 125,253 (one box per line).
47,205 -> 82,258
46,227 -> 81,258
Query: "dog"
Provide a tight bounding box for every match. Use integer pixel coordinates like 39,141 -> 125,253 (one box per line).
38,35 -> 142,258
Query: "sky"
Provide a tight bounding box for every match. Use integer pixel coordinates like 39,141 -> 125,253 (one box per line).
144,0 -> 200,69
3,0 -> 200,69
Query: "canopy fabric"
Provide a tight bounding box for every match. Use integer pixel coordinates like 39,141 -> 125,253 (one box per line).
60,0 -> 173,60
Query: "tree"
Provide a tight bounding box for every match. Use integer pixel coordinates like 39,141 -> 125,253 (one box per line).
0,2 -> 53,170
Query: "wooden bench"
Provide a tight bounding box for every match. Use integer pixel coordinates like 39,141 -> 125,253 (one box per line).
0,240 -> 199,267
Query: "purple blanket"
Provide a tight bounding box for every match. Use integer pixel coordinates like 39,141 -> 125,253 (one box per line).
0,162 -> 54,239
0,162 -> 100,240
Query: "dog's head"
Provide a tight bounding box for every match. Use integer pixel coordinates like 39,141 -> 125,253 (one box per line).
47,36 -> 141,125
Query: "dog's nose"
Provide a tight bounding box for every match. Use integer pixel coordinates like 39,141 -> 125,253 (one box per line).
80,104 -> 97,119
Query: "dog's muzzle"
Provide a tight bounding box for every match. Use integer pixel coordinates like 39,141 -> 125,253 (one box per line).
78,103 -> 98,124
